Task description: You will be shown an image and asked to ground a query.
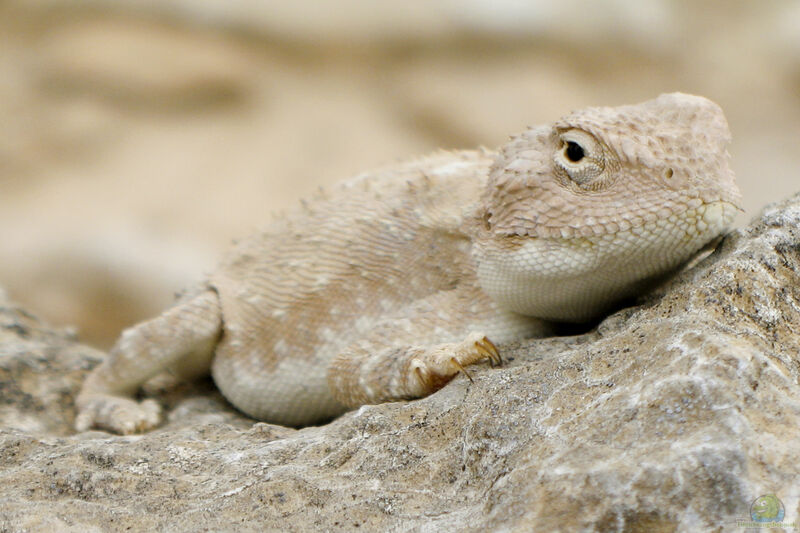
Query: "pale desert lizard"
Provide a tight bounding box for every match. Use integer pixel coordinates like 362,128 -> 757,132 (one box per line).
75,93 -> 742,434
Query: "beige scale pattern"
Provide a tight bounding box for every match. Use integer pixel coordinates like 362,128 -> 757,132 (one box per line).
75,93 -> 742,433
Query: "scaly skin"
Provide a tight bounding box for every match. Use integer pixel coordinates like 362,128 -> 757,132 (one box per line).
75,93 -> 741,433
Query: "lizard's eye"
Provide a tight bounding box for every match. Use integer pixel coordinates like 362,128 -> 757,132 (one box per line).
565,141 -> 584,162
554,129 -> 605,187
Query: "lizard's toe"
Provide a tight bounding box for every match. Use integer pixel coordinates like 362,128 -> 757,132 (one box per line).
407,332 -> 501,395
75,395 -> 162,434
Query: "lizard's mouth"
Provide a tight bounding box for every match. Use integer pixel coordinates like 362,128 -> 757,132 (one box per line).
479,198 -> 740,244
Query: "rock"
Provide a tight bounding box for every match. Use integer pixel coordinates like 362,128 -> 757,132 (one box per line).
38,18 -> 254,111
0,294 -> 100,436
2,195 -> 800,531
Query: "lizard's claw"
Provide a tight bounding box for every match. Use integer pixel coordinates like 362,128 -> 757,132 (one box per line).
475,336 -> 501,367
450,358 -> 474,382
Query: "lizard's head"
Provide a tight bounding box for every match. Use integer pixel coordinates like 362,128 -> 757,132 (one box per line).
473,93 -> 742,322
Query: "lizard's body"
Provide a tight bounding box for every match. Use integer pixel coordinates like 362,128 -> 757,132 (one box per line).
76,93 -> 741,433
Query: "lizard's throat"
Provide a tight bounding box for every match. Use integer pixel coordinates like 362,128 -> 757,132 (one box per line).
472,201 -> 738,322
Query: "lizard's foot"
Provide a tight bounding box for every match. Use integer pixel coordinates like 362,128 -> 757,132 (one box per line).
74,395 -> 162,434
408,332 -> 501,395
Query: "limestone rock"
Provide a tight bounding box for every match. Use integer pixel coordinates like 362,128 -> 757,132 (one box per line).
2,195 -> 800,531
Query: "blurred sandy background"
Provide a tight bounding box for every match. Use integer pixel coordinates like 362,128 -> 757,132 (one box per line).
1,0 -> 799,348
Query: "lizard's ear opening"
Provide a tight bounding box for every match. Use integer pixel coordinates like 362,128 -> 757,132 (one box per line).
480,209 -> 492,231
554,129 -> 606,188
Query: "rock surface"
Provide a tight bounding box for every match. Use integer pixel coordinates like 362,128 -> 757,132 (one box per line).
2,195 -> 800,531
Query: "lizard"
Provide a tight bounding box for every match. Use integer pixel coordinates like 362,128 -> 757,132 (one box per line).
75,92 -> 742,434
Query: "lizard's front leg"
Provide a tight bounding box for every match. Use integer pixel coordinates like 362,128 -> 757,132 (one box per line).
326,284 -> 547,408
75,289 -> 222,434
329,332 -> 500,407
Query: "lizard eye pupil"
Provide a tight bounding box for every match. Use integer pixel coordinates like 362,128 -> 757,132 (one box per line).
565,141 -> 585,162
